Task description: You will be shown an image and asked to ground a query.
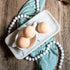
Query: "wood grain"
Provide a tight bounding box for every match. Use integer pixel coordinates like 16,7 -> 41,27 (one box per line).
59,0 -> 70,4
0,0 -> 70,70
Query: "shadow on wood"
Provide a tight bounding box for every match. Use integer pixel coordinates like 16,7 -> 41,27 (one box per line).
0,29 -> 14,60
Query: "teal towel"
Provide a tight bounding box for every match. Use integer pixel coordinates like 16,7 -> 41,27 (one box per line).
30,38 -> 58,70
17,0 -> 46,27
17,0 -> 58,70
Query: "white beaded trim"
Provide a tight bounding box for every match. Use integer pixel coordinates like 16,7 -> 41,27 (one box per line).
8,0 -> 40,34
36,0 -> 40,13
25,41 -> 64,69
8,14 -> 31,34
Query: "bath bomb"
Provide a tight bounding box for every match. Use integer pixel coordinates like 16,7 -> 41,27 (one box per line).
24,26 -> 36,38
17,37 -> 30,48
37,22 -> 50,33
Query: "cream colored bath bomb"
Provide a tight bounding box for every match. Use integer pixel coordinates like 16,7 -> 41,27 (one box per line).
17,37 -> 30,48
37,22 -> 50,33
24,26 -> 36,38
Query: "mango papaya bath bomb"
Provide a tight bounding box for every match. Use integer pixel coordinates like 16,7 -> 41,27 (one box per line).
24,26 -> 36,38
37,22 -> 50,33
17,37 -> 30,48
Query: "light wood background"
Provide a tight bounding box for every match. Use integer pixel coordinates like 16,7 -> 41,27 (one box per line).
0,0 -> 70,70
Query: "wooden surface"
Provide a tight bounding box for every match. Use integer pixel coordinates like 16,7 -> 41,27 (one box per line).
0,0 -> 70,70
59,0 -> 70,4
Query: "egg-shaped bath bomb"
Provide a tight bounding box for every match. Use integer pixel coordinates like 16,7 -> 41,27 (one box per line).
37,22 -> 50,33
24,26 -> 36,38
17,37 -> 30,48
